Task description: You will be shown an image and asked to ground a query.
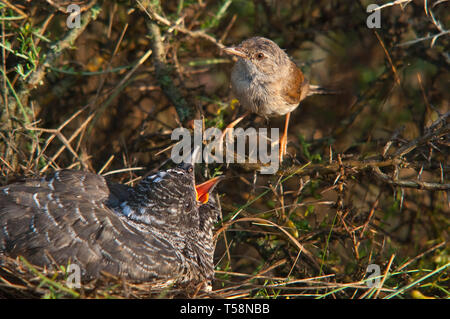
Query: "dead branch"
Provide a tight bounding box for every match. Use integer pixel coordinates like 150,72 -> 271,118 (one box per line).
27,4 -> 101,89
147,21 -> 191,122
372,166 -> 450,191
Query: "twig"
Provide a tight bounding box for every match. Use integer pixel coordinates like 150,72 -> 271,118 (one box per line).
397,30 -> 450,47
278,158 -> 403,177
26,4 -> 101,89
137,0 -> 225,50
37,111 -> 95,173
1,0 -> 28,18
101,167 -> 146,176
373,254 -> 395,299
374,31 -> 401,86
219,14 -> 237,44
147,21 -> 191,122
359,197 -> 379,240
392,122 -> 449,158
384,262 -> 450,299
368,0 -> 413,11
215,217 -> 322,271
45,0 -> 98,13
372,166 -> 450,191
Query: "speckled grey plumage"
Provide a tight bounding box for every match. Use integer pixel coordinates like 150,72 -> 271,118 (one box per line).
0,164 -> 220,286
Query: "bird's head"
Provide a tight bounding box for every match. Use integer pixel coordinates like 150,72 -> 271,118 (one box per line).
129,161 -> 223,233
224,37 -> 290,77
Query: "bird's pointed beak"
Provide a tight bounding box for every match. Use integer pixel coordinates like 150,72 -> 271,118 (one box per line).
224,46 -> 247,59
195,176 -> 224,204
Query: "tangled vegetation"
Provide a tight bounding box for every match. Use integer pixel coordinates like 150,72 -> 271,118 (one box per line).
0,0 -> 448,298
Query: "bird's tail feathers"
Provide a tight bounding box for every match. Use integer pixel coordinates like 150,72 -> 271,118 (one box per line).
307,84 -> 341,96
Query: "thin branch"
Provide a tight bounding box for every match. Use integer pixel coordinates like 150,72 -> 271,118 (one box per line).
137,0 -> 225,50
393,122 -> 449,158
26,4 -> 101,89
372,166 -> 450,191
147,19 -> 191,122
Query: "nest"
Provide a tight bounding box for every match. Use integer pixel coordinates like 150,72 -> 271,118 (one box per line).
0,255 -> 215,299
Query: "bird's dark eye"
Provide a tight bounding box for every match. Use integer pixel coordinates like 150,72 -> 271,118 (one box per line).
185,200 -> 193,212
256,52 -> 265,60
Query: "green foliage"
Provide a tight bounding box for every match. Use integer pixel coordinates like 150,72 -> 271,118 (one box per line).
200,0 -> 233,30
14,23 -> 42,79
297,134 -> 322,163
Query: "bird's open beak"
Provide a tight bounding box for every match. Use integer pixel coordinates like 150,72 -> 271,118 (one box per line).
195,176 -> 223,204
223,46 -> 247,59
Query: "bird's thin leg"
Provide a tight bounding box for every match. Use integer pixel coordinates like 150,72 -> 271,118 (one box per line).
211,111 -> 249,156
279,112 -> 291,162
220,111 -> 249,141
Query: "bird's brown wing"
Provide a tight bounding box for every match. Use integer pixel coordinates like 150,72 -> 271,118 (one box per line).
282,61 -> 310,105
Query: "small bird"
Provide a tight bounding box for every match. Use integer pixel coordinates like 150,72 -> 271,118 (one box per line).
0,163 -> 222,288
224,37 -> 327,161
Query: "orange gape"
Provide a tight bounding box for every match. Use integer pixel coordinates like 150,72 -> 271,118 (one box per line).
195,176 -> 223,203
